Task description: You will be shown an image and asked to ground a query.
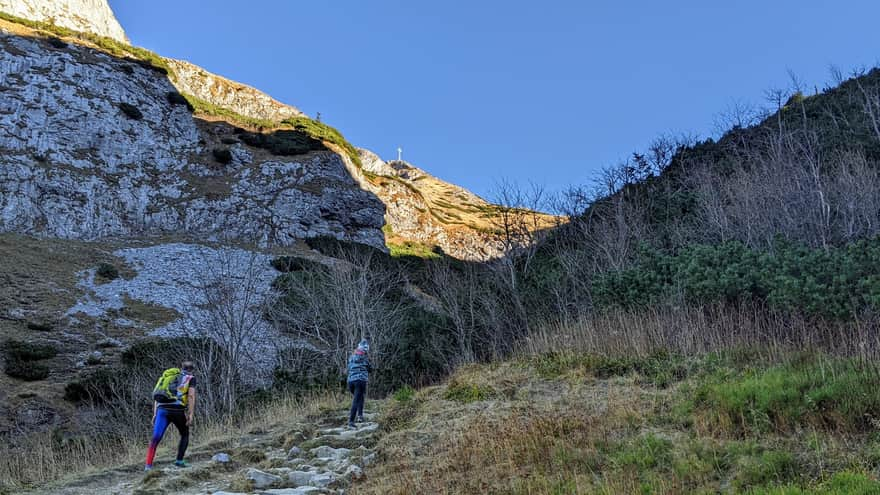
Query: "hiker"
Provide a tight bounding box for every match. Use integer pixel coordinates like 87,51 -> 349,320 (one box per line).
145,361 -> 197,470
347,339 -> 371,428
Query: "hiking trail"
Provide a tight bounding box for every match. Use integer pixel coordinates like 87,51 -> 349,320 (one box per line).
38,410 -> 380,495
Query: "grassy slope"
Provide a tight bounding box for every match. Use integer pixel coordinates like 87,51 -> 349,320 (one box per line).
358,352 -> 880,494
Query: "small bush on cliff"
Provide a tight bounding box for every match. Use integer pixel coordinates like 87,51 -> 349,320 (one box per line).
63,369 -> 115,404
4,361 -> 50,381
4,340 -> 58,362
26,321 -> 53,332
3,340 -> 58,381
212,148 -> 233,165
239,130 -> 324,156
118,102 -> 143,120
96,262 -> 119,280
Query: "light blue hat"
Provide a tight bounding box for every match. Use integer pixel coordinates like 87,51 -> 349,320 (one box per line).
357,339 -> 370,352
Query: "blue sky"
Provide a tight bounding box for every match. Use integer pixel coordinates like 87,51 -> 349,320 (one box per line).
111,1 -> 880,199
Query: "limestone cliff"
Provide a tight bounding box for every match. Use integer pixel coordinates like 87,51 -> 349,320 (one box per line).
0,31 -> 385,248
0,0 -> 126,43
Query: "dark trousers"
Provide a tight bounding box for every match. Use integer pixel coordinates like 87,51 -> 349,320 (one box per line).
146,407 -> 189,465
348,380 -> 366,423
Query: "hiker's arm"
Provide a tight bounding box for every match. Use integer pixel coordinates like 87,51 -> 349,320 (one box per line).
187,388 -> 196,425
152,401 -> 157,424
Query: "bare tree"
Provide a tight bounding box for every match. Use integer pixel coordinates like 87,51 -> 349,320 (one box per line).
267,248 -> 411,386
187,246 -> 274,416
425,259 -> 481,365
487,180 -> 551,335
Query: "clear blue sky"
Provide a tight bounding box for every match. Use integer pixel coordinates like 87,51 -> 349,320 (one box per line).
111,1 -> 880,199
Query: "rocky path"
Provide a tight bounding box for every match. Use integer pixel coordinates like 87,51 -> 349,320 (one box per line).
41,411 -> 380,495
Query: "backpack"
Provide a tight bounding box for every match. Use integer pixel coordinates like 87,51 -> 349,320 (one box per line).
152,368 -> 191,405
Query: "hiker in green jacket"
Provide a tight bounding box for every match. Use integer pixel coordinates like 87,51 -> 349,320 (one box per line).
145,361 -> 197,470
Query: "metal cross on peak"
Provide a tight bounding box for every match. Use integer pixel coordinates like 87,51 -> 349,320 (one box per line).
397,147 -> 403,161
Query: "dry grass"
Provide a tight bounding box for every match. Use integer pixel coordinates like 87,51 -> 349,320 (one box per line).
523,305 -> 880,363
355,307 -> 880,494
358,358 -> 880,494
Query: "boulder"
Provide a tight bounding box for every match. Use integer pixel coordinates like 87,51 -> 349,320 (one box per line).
245,468 -> 281,489
310,446 -> 351,461
262,488 -> 321,495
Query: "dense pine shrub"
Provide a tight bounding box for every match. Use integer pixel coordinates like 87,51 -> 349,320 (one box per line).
3,340 -> 58,381
591,239 -> 880,318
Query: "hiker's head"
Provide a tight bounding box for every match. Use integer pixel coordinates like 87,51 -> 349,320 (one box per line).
356,339 -> 369,353
181,361 -> 195,374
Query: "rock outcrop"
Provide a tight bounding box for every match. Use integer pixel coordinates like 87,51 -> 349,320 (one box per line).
354,149 -> 507,259
0,0 -> 127,43
0,32 -> 385,248
166,58 -> 305,123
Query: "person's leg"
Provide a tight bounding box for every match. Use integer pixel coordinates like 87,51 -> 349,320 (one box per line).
168,409 -> 190,463
348,381 -> 357,425
353,380 -> 366,422
146,408 -> 171,467
356,381 -> 366,420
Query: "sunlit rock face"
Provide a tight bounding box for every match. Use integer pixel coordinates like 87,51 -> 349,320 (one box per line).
165,58 -> 305,123
0,0 -> 128,43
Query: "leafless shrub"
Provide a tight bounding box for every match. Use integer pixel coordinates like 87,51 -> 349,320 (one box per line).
185,246 -> 276,417
524,305 -> 880,364
267,248 -> 411,385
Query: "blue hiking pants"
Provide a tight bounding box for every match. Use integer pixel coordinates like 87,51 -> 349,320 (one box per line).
348,380 -> 366,423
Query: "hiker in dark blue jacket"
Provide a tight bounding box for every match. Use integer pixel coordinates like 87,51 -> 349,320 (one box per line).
347,339 -> 371,428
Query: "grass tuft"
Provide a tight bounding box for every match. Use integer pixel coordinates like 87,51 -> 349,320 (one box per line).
687,355 -> 880,434
444,377 -> 495,403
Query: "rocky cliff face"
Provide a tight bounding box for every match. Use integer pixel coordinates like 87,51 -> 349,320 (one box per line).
0,0 -> 127,43
0,2 -> 547,261
0,31 -> 385,248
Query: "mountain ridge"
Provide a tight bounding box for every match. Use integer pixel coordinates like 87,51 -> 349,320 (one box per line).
0,1 -> 544,260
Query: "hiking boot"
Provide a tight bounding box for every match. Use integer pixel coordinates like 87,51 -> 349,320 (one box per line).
144,465 -> 153,472
356,415 -> 365,423
347,421 -> 356,429
174,460 -> 189,468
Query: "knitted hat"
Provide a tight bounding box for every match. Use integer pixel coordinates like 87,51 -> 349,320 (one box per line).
357,339 -> 370,352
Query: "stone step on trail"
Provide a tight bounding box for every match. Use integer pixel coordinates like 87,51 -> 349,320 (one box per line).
187,415 -> 379,495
